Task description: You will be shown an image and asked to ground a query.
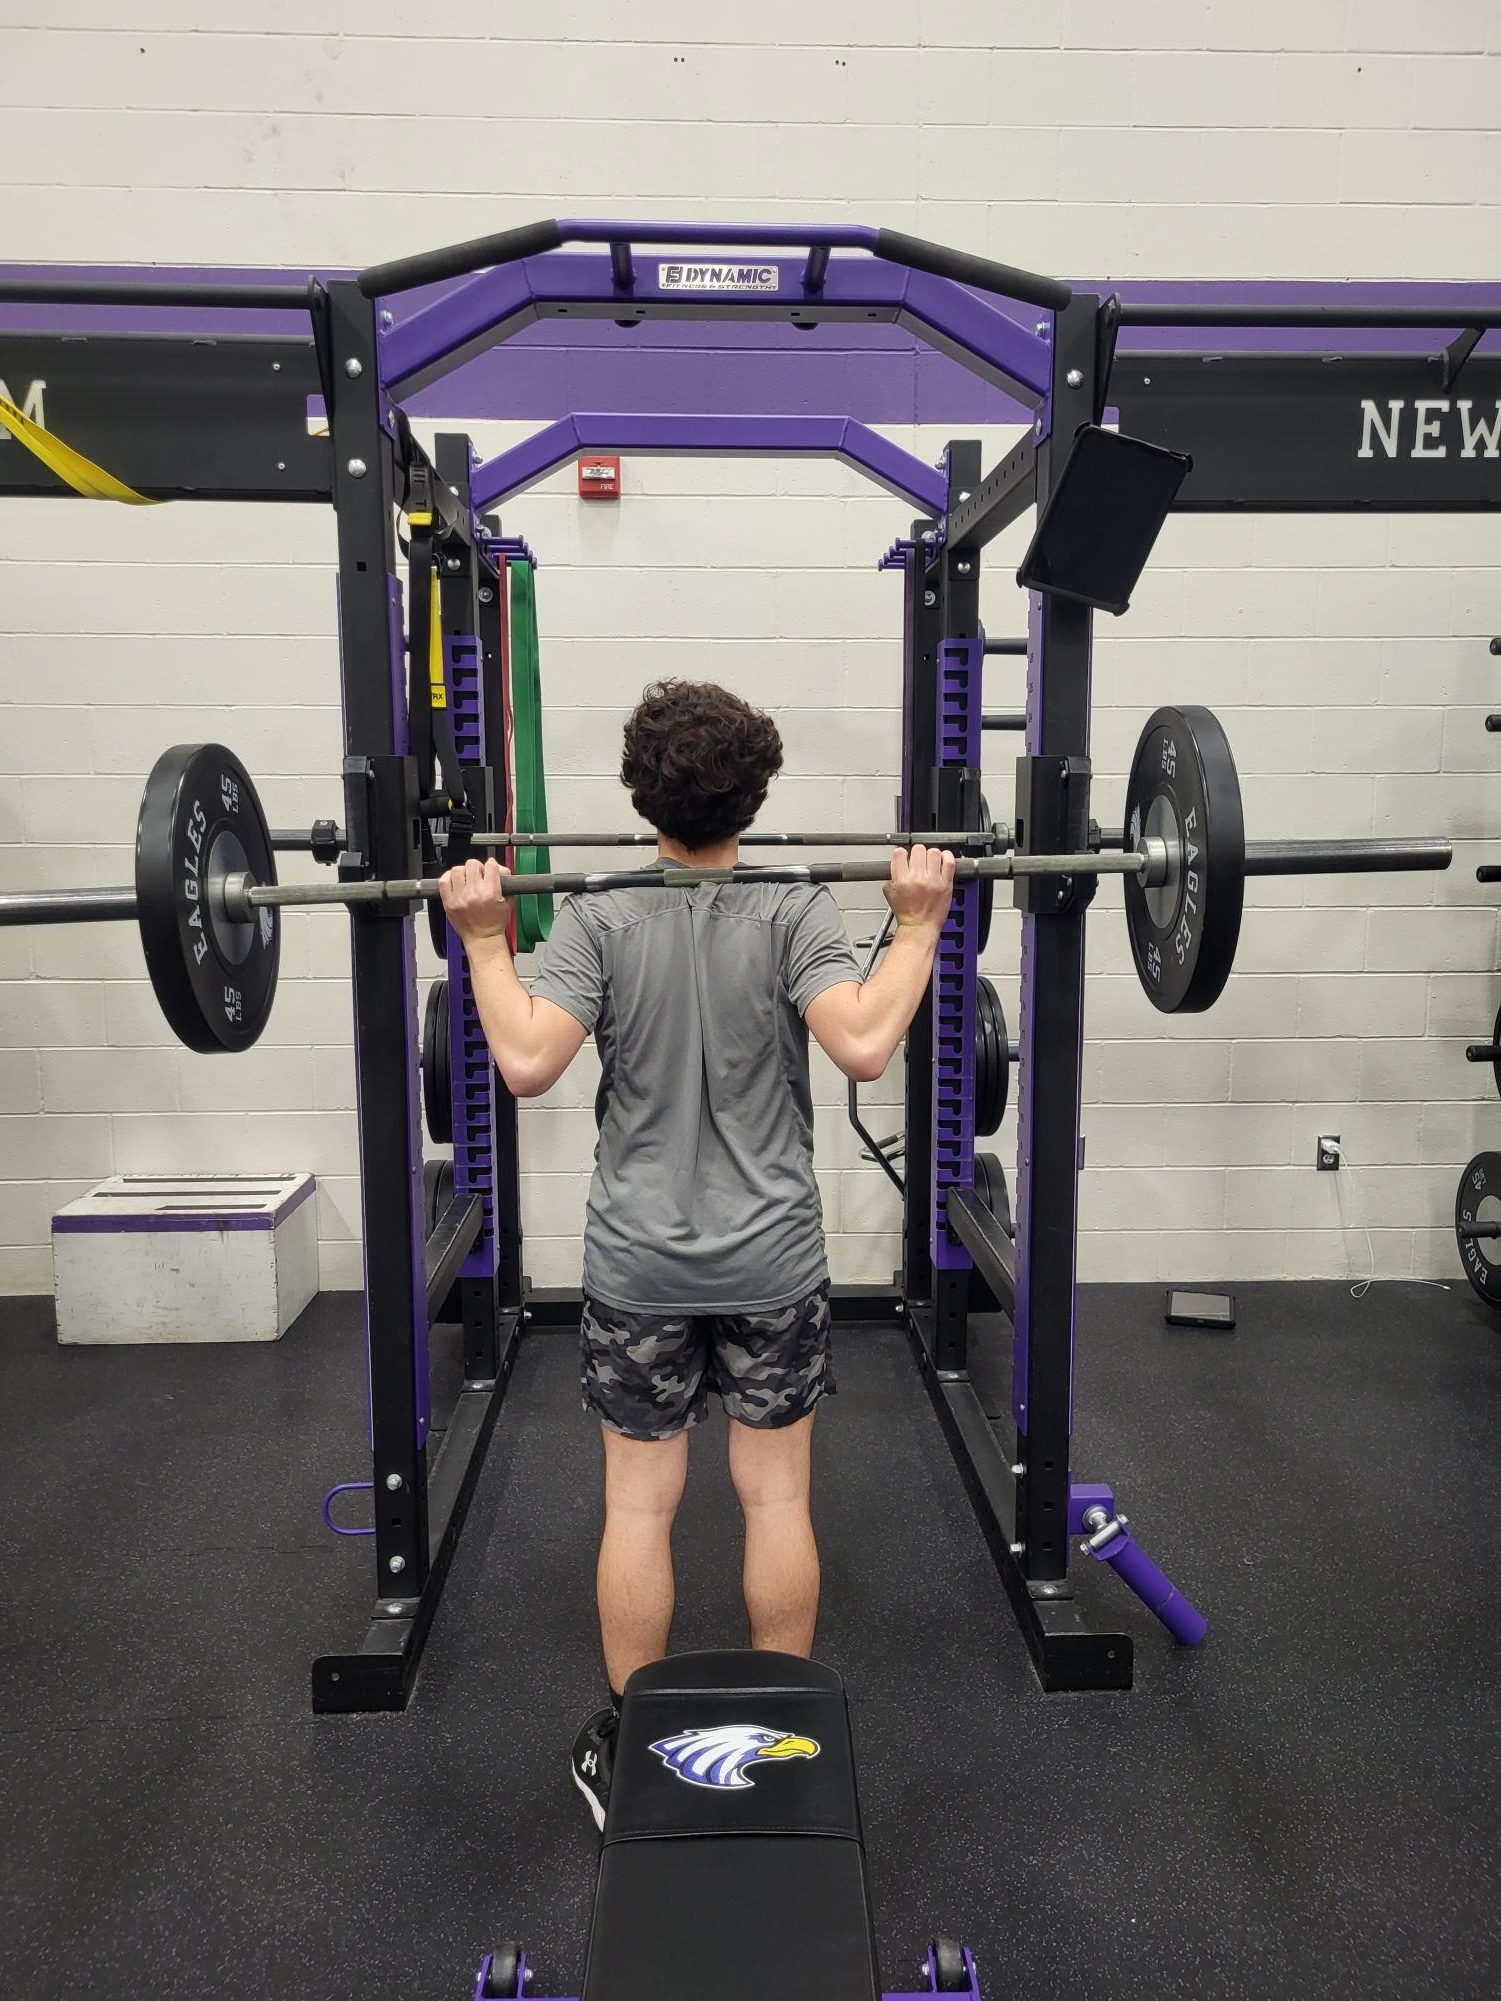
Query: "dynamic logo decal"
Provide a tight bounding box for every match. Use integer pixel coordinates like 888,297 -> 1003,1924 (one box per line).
656,262 -> 780,293
649,1724 -> 820,1790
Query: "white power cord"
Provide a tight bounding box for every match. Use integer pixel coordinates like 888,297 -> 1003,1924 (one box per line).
1322,1137 -> 1450,1297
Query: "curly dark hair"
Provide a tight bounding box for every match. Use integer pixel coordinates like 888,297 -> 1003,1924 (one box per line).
621,680 -> 784,850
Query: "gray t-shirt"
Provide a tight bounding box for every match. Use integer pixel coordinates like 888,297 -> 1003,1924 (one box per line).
532,865 -> 860,1313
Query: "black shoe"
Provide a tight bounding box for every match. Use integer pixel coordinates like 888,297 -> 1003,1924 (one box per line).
570,1707 -> 617,1831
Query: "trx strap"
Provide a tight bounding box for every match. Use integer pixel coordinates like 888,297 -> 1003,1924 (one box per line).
405,467 -> 469,825
405,513 -> 445,902
508,558 -> 553,952
0,394 -> 161,504
407,512 -> 474,966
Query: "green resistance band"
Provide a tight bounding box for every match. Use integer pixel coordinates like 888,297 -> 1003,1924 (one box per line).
508,559 -> 553,952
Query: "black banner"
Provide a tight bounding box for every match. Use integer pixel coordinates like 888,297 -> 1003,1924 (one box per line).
0,333 -> 328,501
1113,352 -> 1501,512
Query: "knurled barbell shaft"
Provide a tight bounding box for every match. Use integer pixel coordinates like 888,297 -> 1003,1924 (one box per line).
233,849 -> 1152,917
1094,830 -> 1454,875
273,827 -> 1009,852
467,829 -> 1004,850
0,888 -> 140,926
275,826 -> 1018,854
0,831 -> 1454,931
1244,837 -> 1452,876
268,826 -> 1455,873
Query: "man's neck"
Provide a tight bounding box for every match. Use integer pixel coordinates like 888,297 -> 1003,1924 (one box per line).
656,831 -> 741,870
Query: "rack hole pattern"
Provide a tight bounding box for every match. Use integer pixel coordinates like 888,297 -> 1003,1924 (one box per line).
932,637 -> 984,1270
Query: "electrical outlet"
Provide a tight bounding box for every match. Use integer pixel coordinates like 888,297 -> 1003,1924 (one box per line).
1316,1135 -> 1341,1171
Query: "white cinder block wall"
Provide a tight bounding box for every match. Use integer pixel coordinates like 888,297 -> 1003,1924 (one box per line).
2,6 -> 1499,1296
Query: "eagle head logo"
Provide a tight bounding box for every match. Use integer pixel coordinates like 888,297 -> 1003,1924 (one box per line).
648,1723 -> 821,1791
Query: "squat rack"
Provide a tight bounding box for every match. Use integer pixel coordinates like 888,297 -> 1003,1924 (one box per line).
0,222 -> 1067,1711
2,224 -> 1499,1703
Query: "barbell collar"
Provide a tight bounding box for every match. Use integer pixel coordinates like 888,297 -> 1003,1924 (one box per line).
271,824 -> 348,857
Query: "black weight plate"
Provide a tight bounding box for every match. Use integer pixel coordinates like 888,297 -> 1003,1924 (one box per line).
423,1156 -> 461,1321
977,791 -> 994,953
991,982 -> 1011,1129
975,976 -> 1001,1137
1122,704 -> 1245,1014
423,979 -> 453,1144
1455,1151 -> 1501,1308
428,885 -> 449,959
974,1149 -> 1013,1240
1490,1003 -> 1501,1103
986,978 -> 1002,1134
136,743 -> 279,1053
973,978 -> 991,1135
424,1156 -> 456,1235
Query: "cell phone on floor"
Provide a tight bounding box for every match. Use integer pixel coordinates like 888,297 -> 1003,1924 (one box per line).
1164,1288 -> 1236,1330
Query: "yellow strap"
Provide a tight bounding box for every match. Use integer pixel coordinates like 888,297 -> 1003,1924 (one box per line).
427,566 -> 448,710
0,393 -> 161,505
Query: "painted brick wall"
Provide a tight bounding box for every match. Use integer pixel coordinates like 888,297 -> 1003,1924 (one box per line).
1,6 -> 1499,1295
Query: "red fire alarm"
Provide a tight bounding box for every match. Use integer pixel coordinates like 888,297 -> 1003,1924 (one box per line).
577,455 -> 621,500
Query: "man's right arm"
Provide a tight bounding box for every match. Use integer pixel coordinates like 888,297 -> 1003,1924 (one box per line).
805,845 -> 955,1083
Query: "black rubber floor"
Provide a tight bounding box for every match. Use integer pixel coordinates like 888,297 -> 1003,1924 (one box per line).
3,1280 -> 1500,2001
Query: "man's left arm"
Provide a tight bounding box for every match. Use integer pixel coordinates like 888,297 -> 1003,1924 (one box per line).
439,860 -> 590,1098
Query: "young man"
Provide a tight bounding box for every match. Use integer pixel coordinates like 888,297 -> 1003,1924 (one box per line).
439,679 -> 954,1829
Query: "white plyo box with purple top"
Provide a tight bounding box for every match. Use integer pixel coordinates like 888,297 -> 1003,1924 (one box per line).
51,1174 -> 318,1345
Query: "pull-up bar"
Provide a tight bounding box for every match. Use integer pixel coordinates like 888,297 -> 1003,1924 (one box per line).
355,217 -> 1074,314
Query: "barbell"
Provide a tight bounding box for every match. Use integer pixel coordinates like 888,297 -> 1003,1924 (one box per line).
0,708 -> 1452,1053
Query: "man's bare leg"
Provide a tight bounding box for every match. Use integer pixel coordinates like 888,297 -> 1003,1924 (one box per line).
596,1426 -> 690,1694
727,1411 -> 819,1655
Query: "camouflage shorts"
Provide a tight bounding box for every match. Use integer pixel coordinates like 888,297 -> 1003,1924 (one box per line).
580,1283 -> 834,1440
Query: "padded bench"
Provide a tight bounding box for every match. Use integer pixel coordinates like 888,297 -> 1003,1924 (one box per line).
581,1650 -> 880,2001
